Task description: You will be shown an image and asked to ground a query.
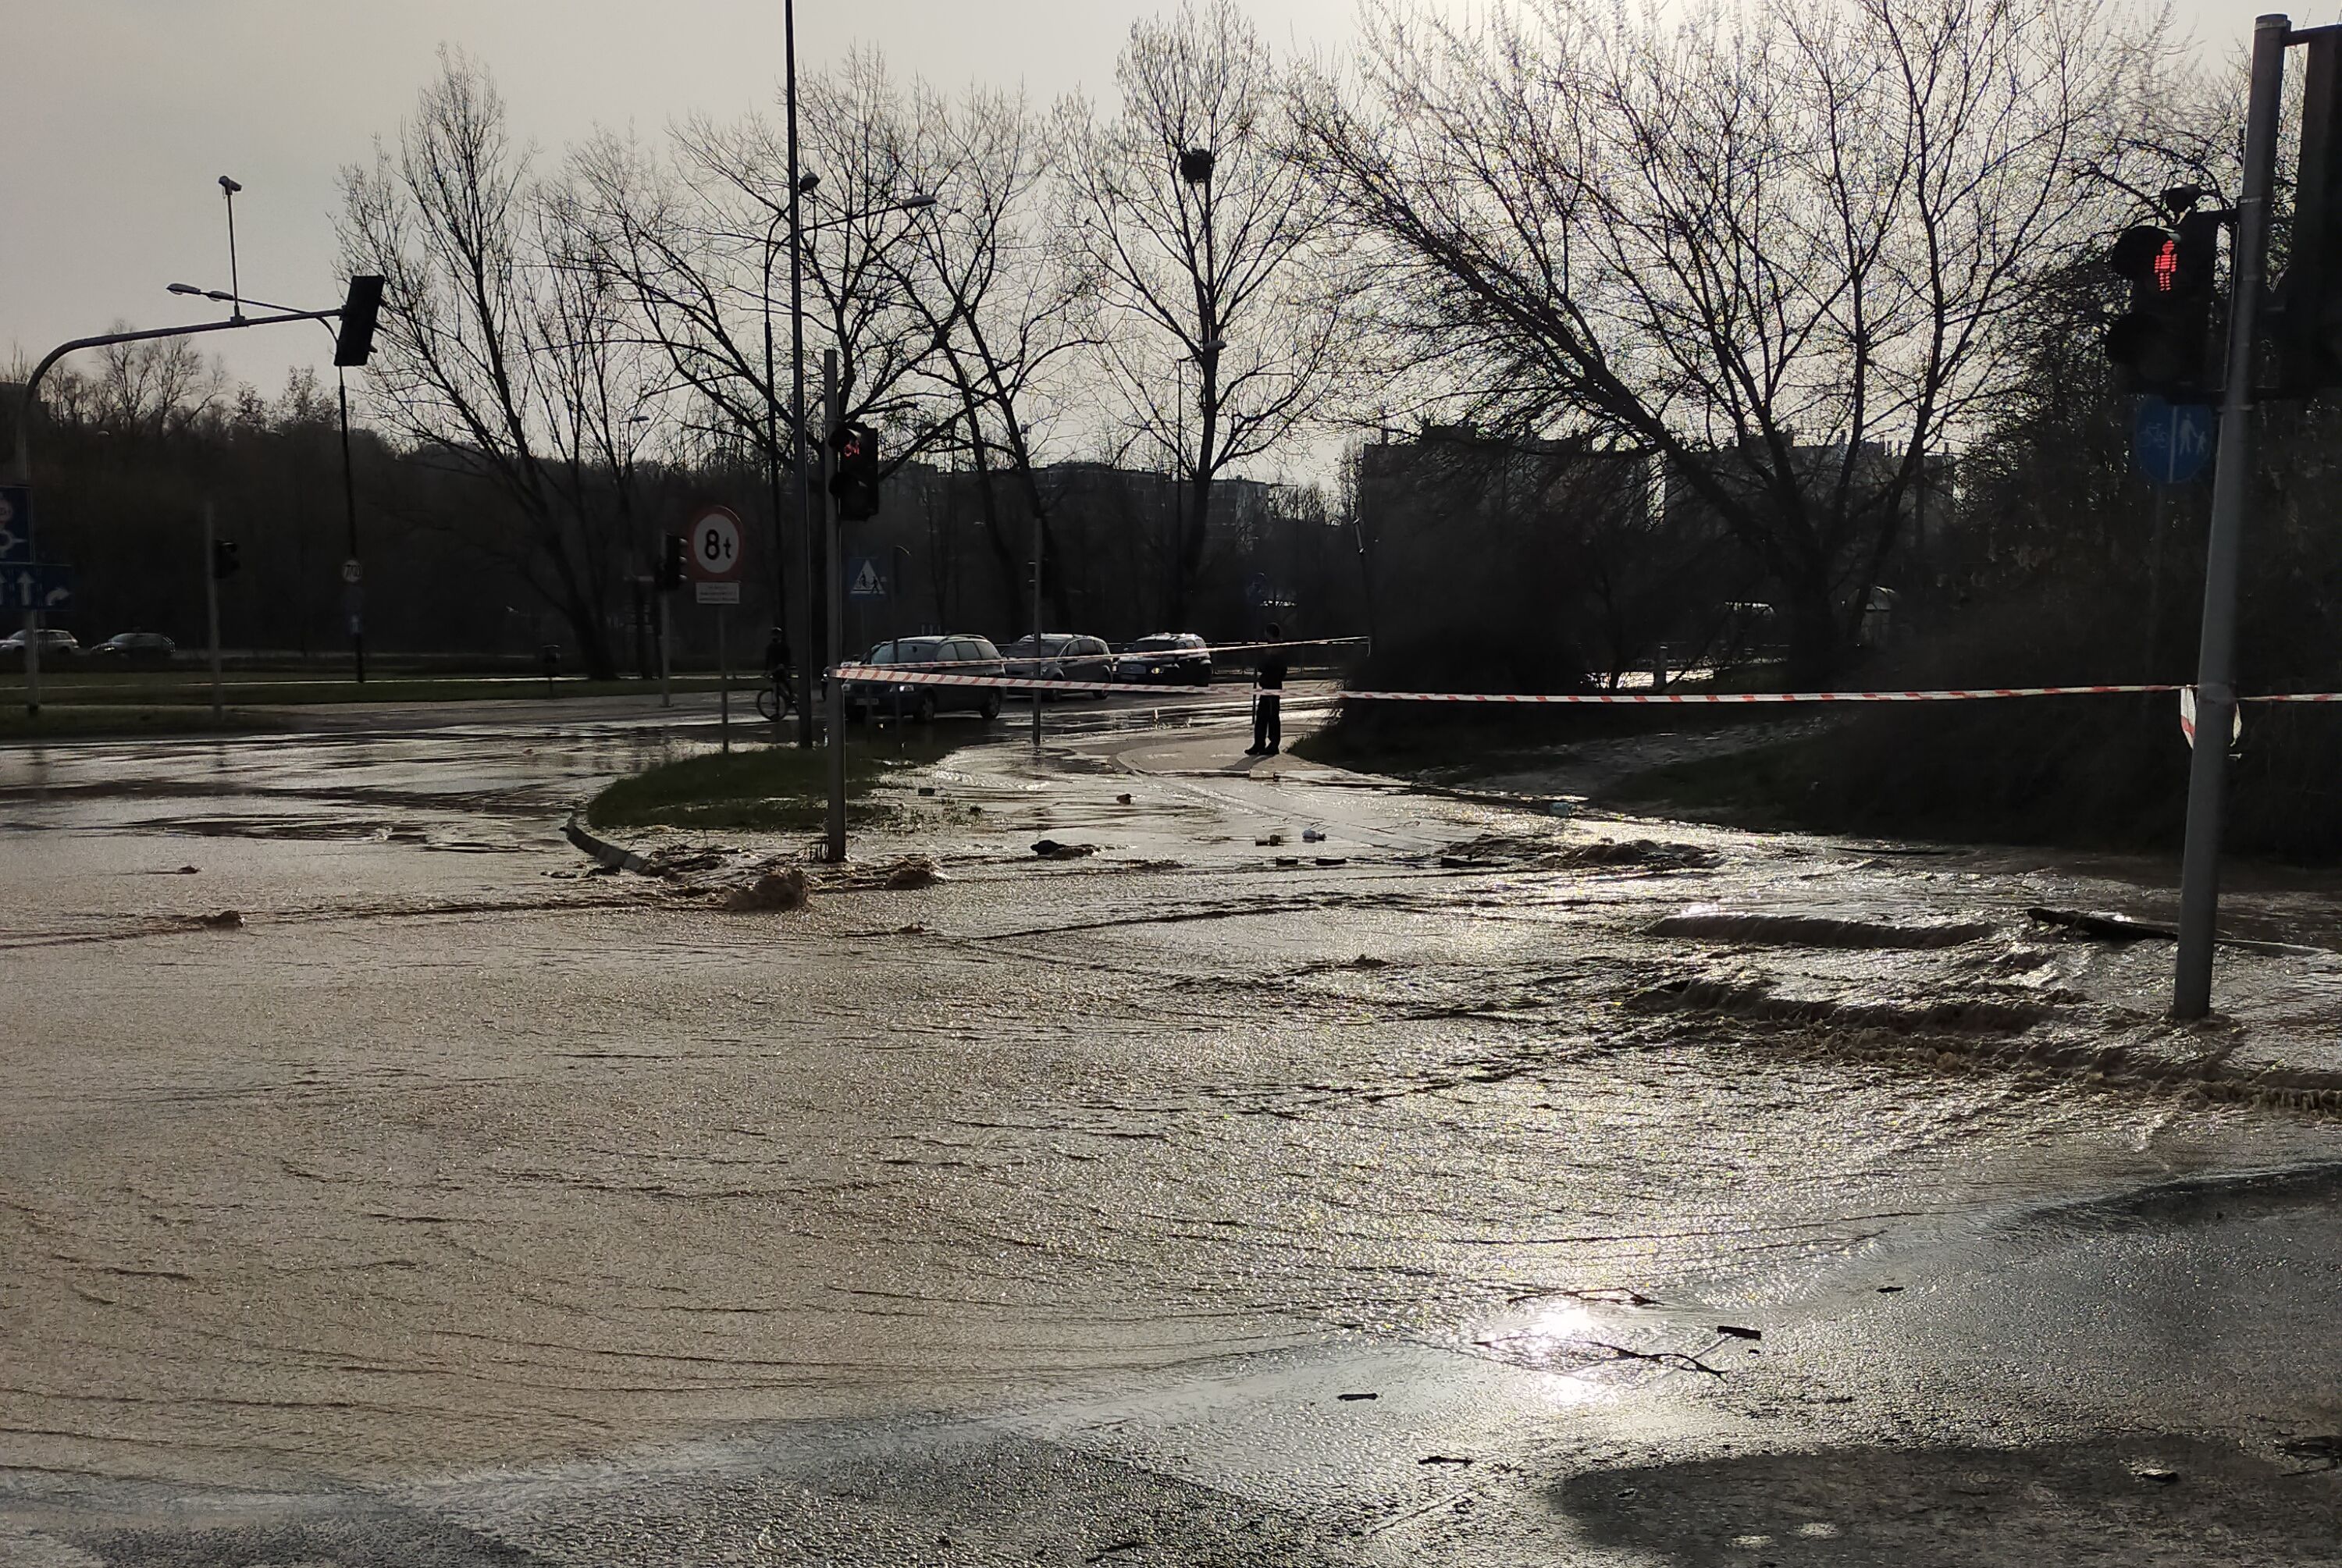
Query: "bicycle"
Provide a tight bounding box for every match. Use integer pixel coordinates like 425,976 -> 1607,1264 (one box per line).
754,667 -> 797,723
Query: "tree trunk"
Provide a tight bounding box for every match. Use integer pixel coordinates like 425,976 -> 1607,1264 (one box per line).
1781,573 -> 1841,690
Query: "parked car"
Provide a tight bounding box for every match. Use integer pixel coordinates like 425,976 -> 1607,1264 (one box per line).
0,628 -> 80,661
848,635 -> 1007,722
88,631 -> 178,664
1002,633 -> 1117,695
1116,632 -> 1212,685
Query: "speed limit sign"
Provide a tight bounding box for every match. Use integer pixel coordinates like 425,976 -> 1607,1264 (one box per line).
686,504 -> 744,603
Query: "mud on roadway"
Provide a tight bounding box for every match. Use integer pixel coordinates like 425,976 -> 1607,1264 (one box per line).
5,691 -> 2342,1566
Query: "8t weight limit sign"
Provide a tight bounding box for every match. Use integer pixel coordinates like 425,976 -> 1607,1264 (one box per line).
687,504 -> 744,605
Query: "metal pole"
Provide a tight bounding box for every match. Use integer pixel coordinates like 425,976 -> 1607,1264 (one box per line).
1030,500 -> 1044,747
337,368 -> 366,683
762,214 -> 791,733
719,605 -> 731,753
2174,12 -> 2289,1019
824,349 -> 847,862
204,501 -> 223,721
787,0 -> 815,749
21,604 -> 37,720
658,589 -> 672,708
222,186 -> 244,322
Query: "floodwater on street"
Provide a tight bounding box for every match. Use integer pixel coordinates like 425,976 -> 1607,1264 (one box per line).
6,693 -> 2342,1564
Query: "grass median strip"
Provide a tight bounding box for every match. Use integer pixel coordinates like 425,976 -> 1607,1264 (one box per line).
587,740 -> 953,834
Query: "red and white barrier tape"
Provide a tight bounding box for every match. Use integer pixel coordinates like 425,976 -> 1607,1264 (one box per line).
1336,682 -> 2184,704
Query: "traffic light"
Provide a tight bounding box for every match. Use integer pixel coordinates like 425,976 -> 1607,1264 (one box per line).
828,421 -> 881,521
2280,27 -> 2342,394
212,539 -> 240,580
2104,216 -> 2217,397
334,275 -> 385,368
658,534 -> 686,591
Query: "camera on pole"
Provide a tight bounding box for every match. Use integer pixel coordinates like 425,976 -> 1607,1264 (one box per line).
828,421 -> 881,521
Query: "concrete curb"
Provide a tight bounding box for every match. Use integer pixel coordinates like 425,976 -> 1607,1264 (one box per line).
564,812 -> 656,875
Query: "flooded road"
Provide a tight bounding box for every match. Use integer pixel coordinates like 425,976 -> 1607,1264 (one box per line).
6,695 -> 2342,1563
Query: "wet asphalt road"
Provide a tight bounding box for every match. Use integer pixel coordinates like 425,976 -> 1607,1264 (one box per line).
6,693 -> 2342,1564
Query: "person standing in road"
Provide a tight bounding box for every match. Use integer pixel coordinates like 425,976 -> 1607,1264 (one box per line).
1248,624 -> 1288,756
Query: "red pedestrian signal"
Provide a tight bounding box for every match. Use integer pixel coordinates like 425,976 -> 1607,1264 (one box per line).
2105,218 -> 2218,397
827,421 -> 881,521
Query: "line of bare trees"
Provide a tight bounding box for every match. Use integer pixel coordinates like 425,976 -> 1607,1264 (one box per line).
335,0 -> 2196,684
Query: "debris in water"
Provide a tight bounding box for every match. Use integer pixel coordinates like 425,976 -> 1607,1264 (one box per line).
1258,833 -> 1286,847
1345,955 -> 1389,969
1315,857 -> 1348,866
1275,856 -> 1301,867
1337,1392 -> 1379,1402
1418,1455 -> 1473,1467
1116,792 -> 1134,805
1877,1285 -> 1906,1294
724,868 -> 809,912
173,866 -> 200,875
1650,912 -> 1992,950
917,786 -> 936,796
2130,1463 -> 2180,1485
1032,839 -> 1098,860
2277,1435 -> 2342,1472
884,855 -> 941,890
1302,828 -> 1326,843
1714,1324 -> 1763,1341
198,910 -> 244,930
2028,906 -> 2179,942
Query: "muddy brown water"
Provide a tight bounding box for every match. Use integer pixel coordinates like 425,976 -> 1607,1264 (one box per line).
7,698 -> 2342,1563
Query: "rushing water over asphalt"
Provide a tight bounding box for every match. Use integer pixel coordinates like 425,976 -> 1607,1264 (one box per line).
6,695 -> 2342,1562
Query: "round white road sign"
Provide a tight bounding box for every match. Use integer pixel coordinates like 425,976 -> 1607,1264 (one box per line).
687,505 -> 745,583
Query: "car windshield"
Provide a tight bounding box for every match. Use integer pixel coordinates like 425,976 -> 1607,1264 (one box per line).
1133,636 -> 1178,652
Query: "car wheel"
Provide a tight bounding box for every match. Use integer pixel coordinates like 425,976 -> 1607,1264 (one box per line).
979,693 -> 1002,720
916,692 -> 938,724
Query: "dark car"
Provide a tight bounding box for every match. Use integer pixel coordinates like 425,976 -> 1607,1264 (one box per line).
1002,633 -> 1117,695
849,635 -> 1007,722
1117,632 -> 1212,685
89,631 -> 178,664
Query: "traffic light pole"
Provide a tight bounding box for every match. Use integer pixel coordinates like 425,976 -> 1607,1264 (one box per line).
2173,12 -> 2289,1019
824,349 -> 847,864
204,501 -> 224,722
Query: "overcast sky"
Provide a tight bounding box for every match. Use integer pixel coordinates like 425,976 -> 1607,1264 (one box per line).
4,0 -> 2256,418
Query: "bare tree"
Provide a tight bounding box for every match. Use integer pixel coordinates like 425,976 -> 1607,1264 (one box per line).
577,56 -> 961,647
1295,0 -> 2166,682
1062,0 -> 1350,624
885,84 -> 1095,624
340,51 -> 658,677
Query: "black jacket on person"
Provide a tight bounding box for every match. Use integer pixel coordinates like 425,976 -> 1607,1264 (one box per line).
1256,649 -> 1288,691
